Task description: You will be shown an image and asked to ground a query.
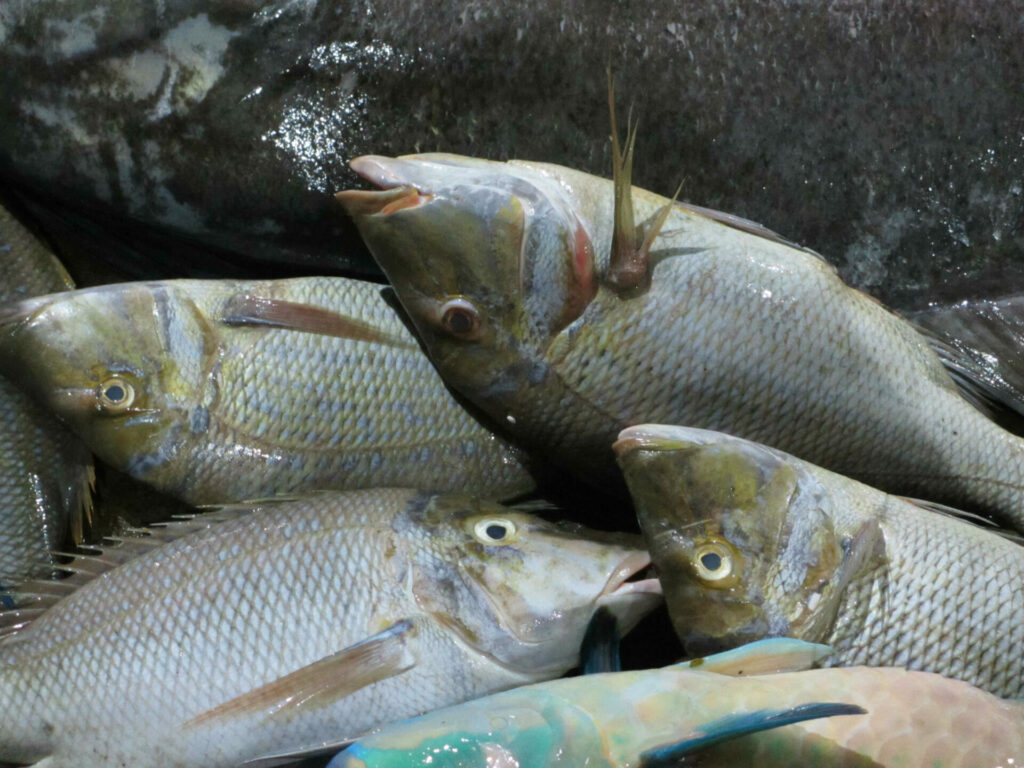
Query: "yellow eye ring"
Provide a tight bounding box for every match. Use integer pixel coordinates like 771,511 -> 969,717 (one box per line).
99,378 -> 135,411
692,541 -> 735,583
439,297 -> 482,340
473,518 -> 517,544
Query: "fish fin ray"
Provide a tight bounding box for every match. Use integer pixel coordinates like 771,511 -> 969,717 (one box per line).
221,293 -> 416,349
187,619 -> 418,729
241,737 -> 362,768
673,637 -> 833,676
898,497 -> 1024,543
910,296 -> 1024,433
580,606 -> 621,674
639,702 -> 866,764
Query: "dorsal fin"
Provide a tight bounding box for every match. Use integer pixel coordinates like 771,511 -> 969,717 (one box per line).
674,200 -> 835,268
0,508 -> 258,641
221,293 -> 416,349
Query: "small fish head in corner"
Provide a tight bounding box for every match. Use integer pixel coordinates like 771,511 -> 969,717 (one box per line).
337,154 -> 599,412
400,493 -> 661,679
614,424 -> 853,654
0,282 -> 214,474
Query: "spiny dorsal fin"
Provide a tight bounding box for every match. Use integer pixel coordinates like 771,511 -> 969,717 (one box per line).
0,507 -> 260,641
186,620 -> 417,729
221,293 -> 416,349
899,496 -> 1024,544
910,296 -> 1024,434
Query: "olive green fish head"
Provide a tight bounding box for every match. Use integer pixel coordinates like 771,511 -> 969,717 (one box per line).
0,282 -> 211,475
337,154 -> 600,408
402,493 -> 661,677
614,424 -> 851,653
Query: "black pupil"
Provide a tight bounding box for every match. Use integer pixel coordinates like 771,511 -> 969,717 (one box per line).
104,385 -> 125,402
445,308 -> 474,334
700,552 -> 722,571
485,524 -> 507,540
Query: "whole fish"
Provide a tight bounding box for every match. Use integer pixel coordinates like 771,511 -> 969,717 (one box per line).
338,152 -> 1024,531
0,277 -> 534,505
0,202 -> 92,584
328,638 -> 1023,768
0,488 -> 661,768
614,423 -> 1024,698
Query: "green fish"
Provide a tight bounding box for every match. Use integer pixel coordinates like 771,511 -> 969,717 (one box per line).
614,423 -> 1024,698
0,277 -> 534,505
338,150 -> 1024,531
328,638 -> 1022,768
0,202 -> 92,584
0,489 -> 661,767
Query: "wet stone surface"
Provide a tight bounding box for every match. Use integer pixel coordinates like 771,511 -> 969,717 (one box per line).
0,0 -> 1022,307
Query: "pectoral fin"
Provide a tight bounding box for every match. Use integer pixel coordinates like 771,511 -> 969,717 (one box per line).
675,637 -> 834,676
580,606 -> 621,674
187,620 -> 417,728
221,294 -> 416,349
638,702 -> 866,765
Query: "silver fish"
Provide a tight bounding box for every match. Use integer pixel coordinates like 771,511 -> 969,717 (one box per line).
339,152 -> 1024,531
0,277 -> 534,505
0,489 -> 661,767
0,201 -> 92,584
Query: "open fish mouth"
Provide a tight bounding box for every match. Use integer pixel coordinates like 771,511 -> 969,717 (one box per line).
599,551 -> 661,599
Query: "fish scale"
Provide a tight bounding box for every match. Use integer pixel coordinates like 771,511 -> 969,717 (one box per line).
0,488 -> 661,767
340,155 -> 1024,530
0,277 -> 535,505
0,202 -> 92,584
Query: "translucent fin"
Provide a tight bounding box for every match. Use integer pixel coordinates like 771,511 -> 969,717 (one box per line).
242,738 -> 361,768
580,606 -> 620,674
639,702 -> 866,764
899,497 -> 1024,544
674,637 -> 833,676
66,458 -> 96,545
911,296 -> 1024,432
187,620 -> 417,728
221,293 -> 416,349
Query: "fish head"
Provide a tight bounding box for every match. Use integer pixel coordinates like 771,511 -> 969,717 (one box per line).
404,494 -> 661,678
337,154 -> 601,406
329,689 -> 598,768
615,424 -> 849,653
0,282 -> 211,473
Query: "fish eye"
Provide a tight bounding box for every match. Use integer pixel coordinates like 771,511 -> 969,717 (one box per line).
99,377 -> 135,411
439,297 -> 482,340
692,541 -> 735,583
473,518 -> 517,544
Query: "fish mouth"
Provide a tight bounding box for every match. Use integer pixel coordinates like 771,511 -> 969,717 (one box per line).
598,550 -> 661,600
613,424 -> 716,455
335,185 -> 434,217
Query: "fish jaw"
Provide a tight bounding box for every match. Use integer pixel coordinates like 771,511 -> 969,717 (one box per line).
338,154 -> 600,409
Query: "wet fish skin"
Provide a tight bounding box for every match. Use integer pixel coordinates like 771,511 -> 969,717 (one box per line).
0,489 -> 661,768
0,202 -> 92,584
614,424 -> 1024,698
340,154 -> 1024,530
0,277 -> 535,505
329,639 -> 1024,768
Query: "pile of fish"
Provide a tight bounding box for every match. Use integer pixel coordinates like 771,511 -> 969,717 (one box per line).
0,95 -> 1023,767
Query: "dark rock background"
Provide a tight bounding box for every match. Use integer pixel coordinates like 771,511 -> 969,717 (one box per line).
0,0 -> 1022,308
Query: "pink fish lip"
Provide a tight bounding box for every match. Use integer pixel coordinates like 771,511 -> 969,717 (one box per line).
599,551 -> 662,599
613,424 -> 699,455
334,185 -> 433,217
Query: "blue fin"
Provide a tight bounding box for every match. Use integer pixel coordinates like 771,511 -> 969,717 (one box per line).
639,702 -> 866,764
580,606 -> 620,674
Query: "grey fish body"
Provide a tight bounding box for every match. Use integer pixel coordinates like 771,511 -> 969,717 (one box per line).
0,277 -> 534,505
0,489 -> 660,767
342,155 -> 1024,529
615,424 -> 1024,698
0,203 -> 91,584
